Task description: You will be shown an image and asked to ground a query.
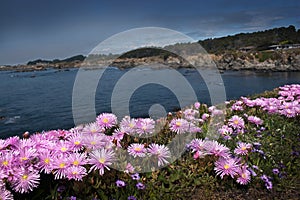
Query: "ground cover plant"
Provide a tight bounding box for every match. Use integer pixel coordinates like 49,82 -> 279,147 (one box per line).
0,84 -> 299,200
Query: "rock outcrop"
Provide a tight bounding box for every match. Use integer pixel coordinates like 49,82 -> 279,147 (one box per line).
1,49 -> 300,72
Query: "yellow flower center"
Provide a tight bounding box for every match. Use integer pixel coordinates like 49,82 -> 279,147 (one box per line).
61,147 -> 67,152
22,175 -> 28,180
72,171 -> 78,175
134,147 -> 142,152
91,141 -> 96,145
224,164 -> 230,170
102,118 -> 109,123
99,158 -> 106,164
2,160 -> 8,166
242,173 -> 247,179
44,158 -> 50,164
233,120 -> 239,125
21,157 -> 28,161
175,121 -> 181,127
74,141 -> 80,145
129,123 -> 135,128
241,146 -> 247,151
73,160 -> 79,165
59,163 -> 65,168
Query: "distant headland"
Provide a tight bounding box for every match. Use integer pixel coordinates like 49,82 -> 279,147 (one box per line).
1,25 -> 300,72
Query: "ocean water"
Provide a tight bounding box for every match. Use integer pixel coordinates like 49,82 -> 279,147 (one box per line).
0,67 -> 299,138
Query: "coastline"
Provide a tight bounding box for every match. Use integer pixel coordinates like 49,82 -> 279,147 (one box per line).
1,49 -> 300,72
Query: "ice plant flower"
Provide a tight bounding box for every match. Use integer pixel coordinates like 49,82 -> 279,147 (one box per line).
183,108 -> 199,121
124,163 -> 135,174
82,122 -> 103,134
247,116 -> 263,126
96,113 -> 117,129
169,118 -> 190,134
214,157 -> 240,179
205,140 -> 231,158
135,118 -> 155,135
228,115 -> 245,129
147,143 -> 171,167
218,125 -> 233,138
66,166 -> 87,181
88,149 -> 115,176
38,150 -> 54,174
83,134 -> 106,150
52,155 -> 69,179
128,143 -> 147,158
194,102 -> 200,109
67,152 -> 87,166
234,142 -> 252,155
120,116 -> 137,135
12,169 -> 40,193
188,138 -> 205,153
0,185 -> 13,200
236,166 -> 251,185
67,133 -> 84,151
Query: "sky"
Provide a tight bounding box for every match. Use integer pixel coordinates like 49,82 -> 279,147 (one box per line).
0,0 -> 299,65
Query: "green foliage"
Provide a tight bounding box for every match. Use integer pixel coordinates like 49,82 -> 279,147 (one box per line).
199,25 -> 300,53
18,88 -> 300,199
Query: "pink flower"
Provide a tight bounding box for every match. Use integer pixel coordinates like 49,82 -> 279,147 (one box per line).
188,138 -> 205,153
83,134 -> 107,150
234,142 -> 252,155
0,151 -> 14,170
169,118 -> 190,134
0,186 -> 13,200
183,108 -> 199,121
12,168 -> 40,193
201,113 -> 210,121
66,166 -> 87,181
38,150 -> 54,174
88,149 -> 115,176
247,116 -> 263,126
111,129 -> 125,148
120,116 -> 137,135
52,155 -> 69,179
67,152 -> 87,166
204,140 -> 231,158
147,144 -> 171,167
218,125 -> 233,137
55,140 -> 72,154
241,97 -> 256,107
228,115 -> 245,129
67,133 -> 84,151
194,102 -> 201,109
236,166 -> 251,185
82,122 -> 104,134
231,101 -> 244,111
96,113 -> 117,129
128,143 -> 147,158
214,157 -> 240,179
124,163 -> 135,174
135,118 -> 155,135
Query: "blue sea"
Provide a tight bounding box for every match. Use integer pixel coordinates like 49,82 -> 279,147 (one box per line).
0,67 -> 299,138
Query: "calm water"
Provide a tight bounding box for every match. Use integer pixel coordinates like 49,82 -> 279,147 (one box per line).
0,68 -> 299,138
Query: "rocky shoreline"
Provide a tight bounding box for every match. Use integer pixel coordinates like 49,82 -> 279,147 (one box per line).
1,49 -> 300,72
